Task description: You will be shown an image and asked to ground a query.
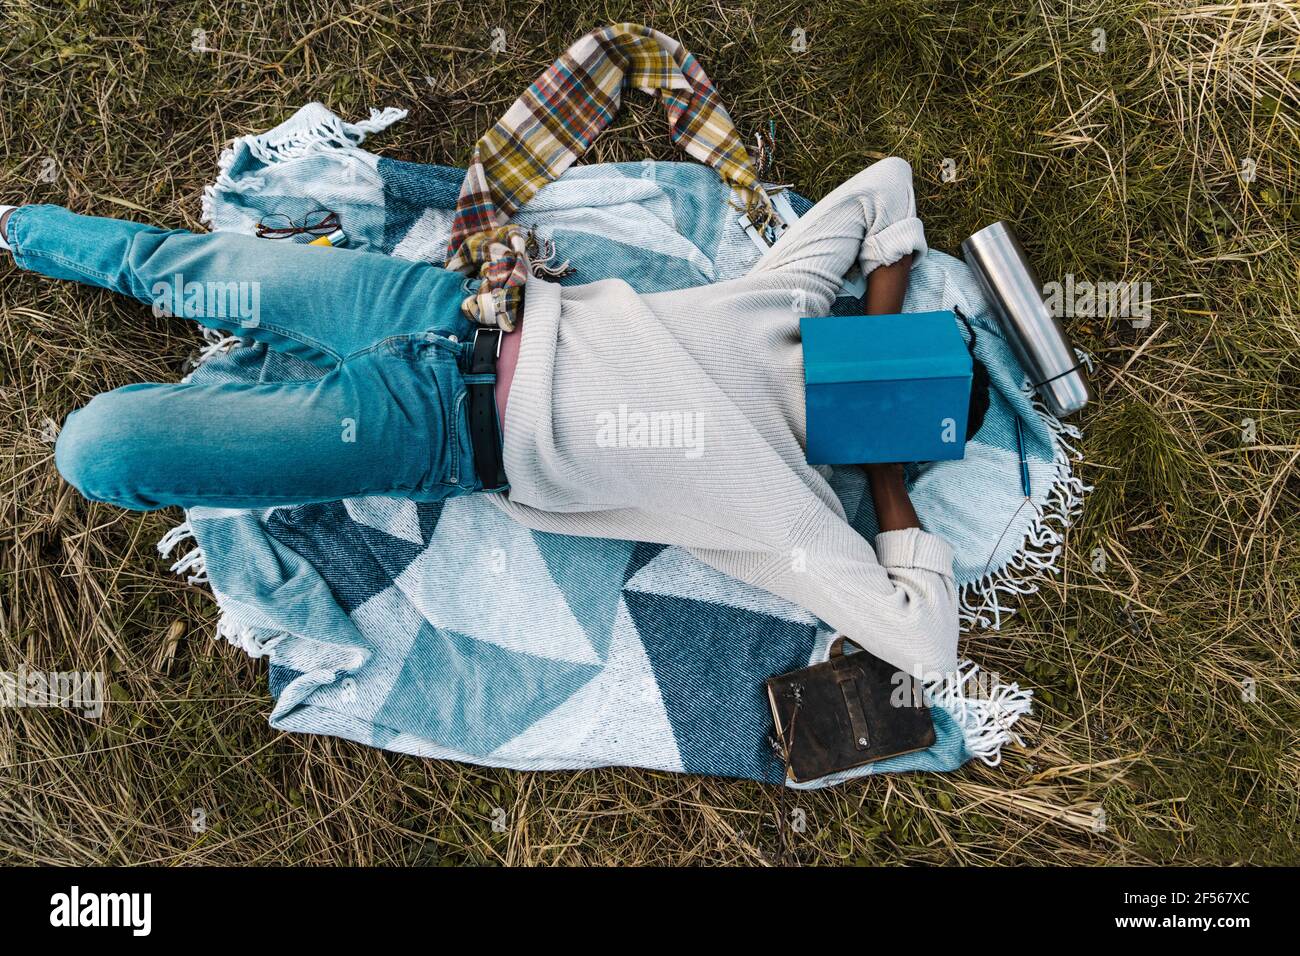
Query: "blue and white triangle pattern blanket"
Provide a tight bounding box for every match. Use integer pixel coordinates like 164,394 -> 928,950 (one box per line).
162,104 -> 1085,785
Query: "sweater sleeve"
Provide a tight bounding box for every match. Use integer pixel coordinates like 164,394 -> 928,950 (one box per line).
688,507 -> 960,679
748,156 -> 927,313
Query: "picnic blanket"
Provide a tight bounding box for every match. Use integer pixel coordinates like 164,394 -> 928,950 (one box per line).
161,103 -> 1086,785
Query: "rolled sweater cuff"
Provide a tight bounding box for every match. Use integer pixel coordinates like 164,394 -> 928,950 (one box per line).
861,216 -> 927,273
873,527 -> 954,576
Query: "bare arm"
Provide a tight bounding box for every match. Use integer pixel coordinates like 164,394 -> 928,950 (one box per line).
864,462 -> 919,531
864,251 -> 912,315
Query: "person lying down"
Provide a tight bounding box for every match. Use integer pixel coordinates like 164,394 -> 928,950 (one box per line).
0,157 -> 960,679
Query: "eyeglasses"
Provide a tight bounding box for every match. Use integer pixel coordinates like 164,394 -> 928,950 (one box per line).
255,209 -> 340,239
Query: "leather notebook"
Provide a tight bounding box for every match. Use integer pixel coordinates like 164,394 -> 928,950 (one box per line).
767,638 -> 936,783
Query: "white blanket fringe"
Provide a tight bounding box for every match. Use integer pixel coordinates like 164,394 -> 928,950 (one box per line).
200,104 -> 407,226
156,518 -> 209,586
215,617 -> 280,659
928,661 -> 1033,766
158,522 -> 281,657
180,326 -> 243,380
958,395 -> 1091,631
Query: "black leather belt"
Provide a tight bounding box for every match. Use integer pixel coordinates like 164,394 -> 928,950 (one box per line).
467,327 -> 508,491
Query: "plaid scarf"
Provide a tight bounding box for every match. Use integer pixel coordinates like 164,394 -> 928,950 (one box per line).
447,22 -> 778,330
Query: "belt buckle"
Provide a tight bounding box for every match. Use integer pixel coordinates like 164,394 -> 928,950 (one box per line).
473,325 -> 503,359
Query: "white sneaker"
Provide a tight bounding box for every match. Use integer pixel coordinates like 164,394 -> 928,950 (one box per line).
0,204 -> 16,251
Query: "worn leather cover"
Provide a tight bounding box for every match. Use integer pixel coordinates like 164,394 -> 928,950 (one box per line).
767,642 -> 936,782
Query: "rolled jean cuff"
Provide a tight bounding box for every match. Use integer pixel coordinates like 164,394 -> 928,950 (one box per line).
861,216 -> 927,274
4,203 -> 39,256
4,204 -> 80,276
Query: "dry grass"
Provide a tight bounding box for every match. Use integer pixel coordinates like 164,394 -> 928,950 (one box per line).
1,0 -> 1297,865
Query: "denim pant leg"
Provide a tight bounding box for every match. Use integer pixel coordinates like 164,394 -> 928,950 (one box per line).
7,205 -> 491,508
53,333 -> 480,511
6,204 -> 475,363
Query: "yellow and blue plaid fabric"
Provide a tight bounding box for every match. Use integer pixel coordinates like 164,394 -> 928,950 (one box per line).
447,22 -> 778,330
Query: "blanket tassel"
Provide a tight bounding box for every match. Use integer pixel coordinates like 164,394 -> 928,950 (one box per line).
156,518 -> 209,586
928,660 -> 1033,767
958,394 -> 1091,630
201,104 -> 408,226
215,617 -> 279,659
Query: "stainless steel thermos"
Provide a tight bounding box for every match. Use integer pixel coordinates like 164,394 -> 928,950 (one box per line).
960,222 -> 1092,417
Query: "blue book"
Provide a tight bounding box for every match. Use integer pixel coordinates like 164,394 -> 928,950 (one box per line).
801,311 -> 973,464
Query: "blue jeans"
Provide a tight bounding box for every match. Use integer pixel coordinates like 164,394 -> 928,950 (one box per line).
8,204 -> 502,510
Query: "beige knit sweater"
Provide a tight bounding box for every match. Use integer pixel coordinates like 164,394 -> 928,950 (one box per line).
489,158 -> 959,678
